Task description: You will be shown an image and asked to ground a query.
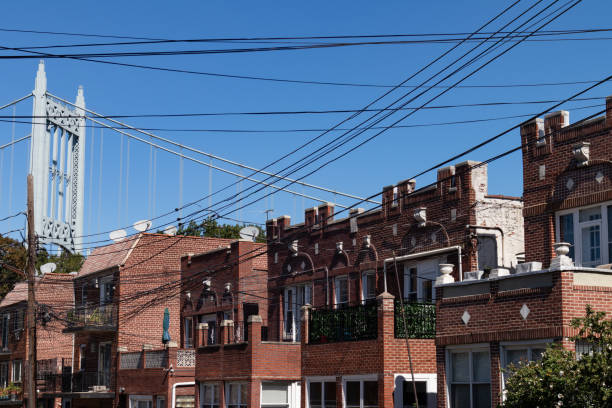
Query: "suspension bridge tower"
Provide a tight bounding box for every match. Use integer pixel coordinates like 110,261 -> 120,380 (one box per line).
29,60 -> 86,253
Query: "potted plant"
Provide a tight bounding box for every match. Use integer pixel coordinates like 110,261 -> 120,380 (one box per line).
6,383 -> 22,400
0,386 -> 8,399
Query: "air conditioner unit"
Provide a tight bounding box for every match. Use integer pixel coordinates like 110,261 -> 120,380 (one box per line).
516,262 -> 542,274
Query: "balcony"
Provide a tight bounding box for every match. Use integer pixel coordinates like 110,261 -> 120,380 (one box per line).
64,305 -> 117,332
394,301 -> 436,339
308,303 -> 378,344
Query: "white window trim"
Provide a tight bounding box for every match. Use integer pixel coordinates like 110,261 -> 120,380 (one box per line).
361,271 -> 376,304
306,376 -> 336,408
555,201 -> 612,267
283,285 -> 312,342
393,373 -> 437,408
334,276 -> 349,308
156,396 -> 165,408
225,382 -> 248,408
341,374 -> 378,408
129,395 -> 153,408
444,344 -> 491,408
403,259 -> 439,303
199,382 -> 220,408
499,340 -> 551,394
11,360 -> 22,383
260,381 -> 300,408
184,317 -> 193,348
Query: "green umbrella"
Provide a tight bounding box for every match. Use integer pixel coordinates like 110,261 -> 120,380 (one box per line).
162,308 -> 171,343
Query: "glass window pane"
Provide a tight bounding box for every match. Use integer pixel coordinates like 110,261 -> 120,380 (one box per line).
229,384 -> 240,403
472,351 -> 491,382
240,384 -> 247,404
560,213 -> 575,260
473,384 -> 491,408
451,353 -> 469,382
402,381 -> 427,408
345,381 -> 360,407
581,225 -> 601,267
363,381 -> 378,407
579,207 -> 601,222
324,382 -> 336,406
608,206 -> 612,262
531,348 -> 546,361
450,384 -> 469,408
262,382 -> 288,404
309,382 -> 322,407
505,349 -> 528,368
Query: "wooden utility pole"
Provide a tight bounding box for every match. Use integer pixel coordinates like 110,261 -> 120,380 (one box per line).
26,174 -> 37,408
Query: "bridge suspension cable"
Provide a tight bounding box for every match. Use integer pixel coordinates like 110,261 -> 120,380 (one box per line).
46,92 -> 381,205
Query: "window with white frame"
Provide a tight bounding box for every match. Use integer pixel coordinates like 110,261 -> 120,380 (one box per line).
129,396 -> 152,408
335,276 -> 348,307
99,276 -> 114,306
199,314 -> 217,345
184,317 -> 193,348
308,380 -> 336,408
11,360 -> 22,383
1,313 -> 9,349
156,397 -> 165,408
200,383 -> 219,408
392,187 -> 399,207
344,378 -> 378,408
557,203 -> 612,267
261,382 -> 290,408
501,343 -> 547,389
361,271 -> 376,304
448,348 -> 491,408
283,285 -> 312,341
0,362 -> 8,388
402,381 -> 427,408
403,260 -> 437,303
226,383 -> 247,408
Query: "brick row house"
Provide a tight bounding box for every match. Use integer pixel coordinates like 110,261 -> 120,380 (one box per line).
0,273 -> 74,408
434,98 -> 612,407
31,233 -> 232,408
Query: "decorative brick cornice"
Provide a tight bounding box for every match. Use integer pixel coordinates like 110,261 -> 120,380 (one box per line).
436,326 -> 565,346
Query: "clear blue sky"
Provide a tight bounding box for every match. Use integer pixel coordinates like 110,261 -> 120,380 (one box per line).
0,0 -> 611,249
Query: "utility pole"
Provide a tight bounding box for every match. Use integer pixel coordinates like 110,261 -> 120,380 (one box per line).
26,174 -> 37,408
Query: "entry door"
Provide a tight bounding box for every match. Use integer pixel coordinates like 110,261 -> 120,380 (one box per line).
284,286 -> 312,341
98,342 -> 111,387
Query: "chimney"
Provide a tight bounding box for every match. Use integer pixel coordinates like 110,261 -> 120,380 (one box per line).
606,95 -> 612,125
305,207 -> 318,227
317,202 -> 335,225
520,117 -> 545,149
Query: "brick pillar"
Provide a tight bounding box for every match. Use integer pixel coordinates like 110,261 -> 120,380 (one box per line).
490,342 -> 502,407
220,320 -> 234,344
166,341 -> 178,369
607,95 -> 612,126
436,346 -> 447,408
197,323 -> 209,347
300,305 -> 311,345
377,291 -> 395,408
247,315 -> 262,345
248,379 -> 260,408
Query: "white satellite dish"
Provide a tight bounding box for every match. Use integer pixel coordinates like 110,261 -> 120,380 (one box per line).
109,229 -> 127,242
164,225 -> 178,236
40,262 -> 57,274
239,226 -> 260,242
133,219 -> 153,232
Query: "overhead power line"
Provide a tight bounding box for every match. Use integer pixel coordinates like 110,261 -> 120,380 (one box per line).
1,96 -> 606,119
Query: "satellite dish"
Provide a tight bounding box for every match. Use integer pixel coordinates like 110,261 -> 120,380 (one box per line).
109,229 -> 127,242
40,262 -> 57,274
164,225 -> 178,236
133,219 -> 153,232
239,226 -> 259,242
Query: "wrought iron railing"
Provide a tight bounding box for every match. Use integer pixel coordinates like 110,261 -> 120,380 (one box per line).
65,305 -> 117,330
309,303 -> 378,344
68,370 -> 113,392
145,350 -> 168,368
394,301 -> 436,339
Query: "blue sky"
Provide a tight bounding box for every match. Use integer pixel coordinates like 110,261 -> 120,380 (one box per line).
0,0 -> 611,249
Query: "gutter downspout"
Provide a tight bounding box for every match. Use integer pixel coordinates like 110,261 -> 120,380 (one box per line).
383,245 -> 463,282
172,381 -> 195,408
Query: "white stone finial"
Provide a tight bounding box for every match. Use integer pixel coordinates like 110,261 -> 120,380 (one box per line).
436,264 -> 455,285
550,242 -> 574,269
336,241 -> 343,253
363,235 -> 371,248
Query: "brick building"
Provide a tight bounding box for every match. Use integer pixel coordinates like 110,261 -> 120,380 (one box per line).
0,273 -> 75,408
180,240 -> 303,408
435,98 -> 612,408
37,233 -> 231,408
266,161 -> 523,408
